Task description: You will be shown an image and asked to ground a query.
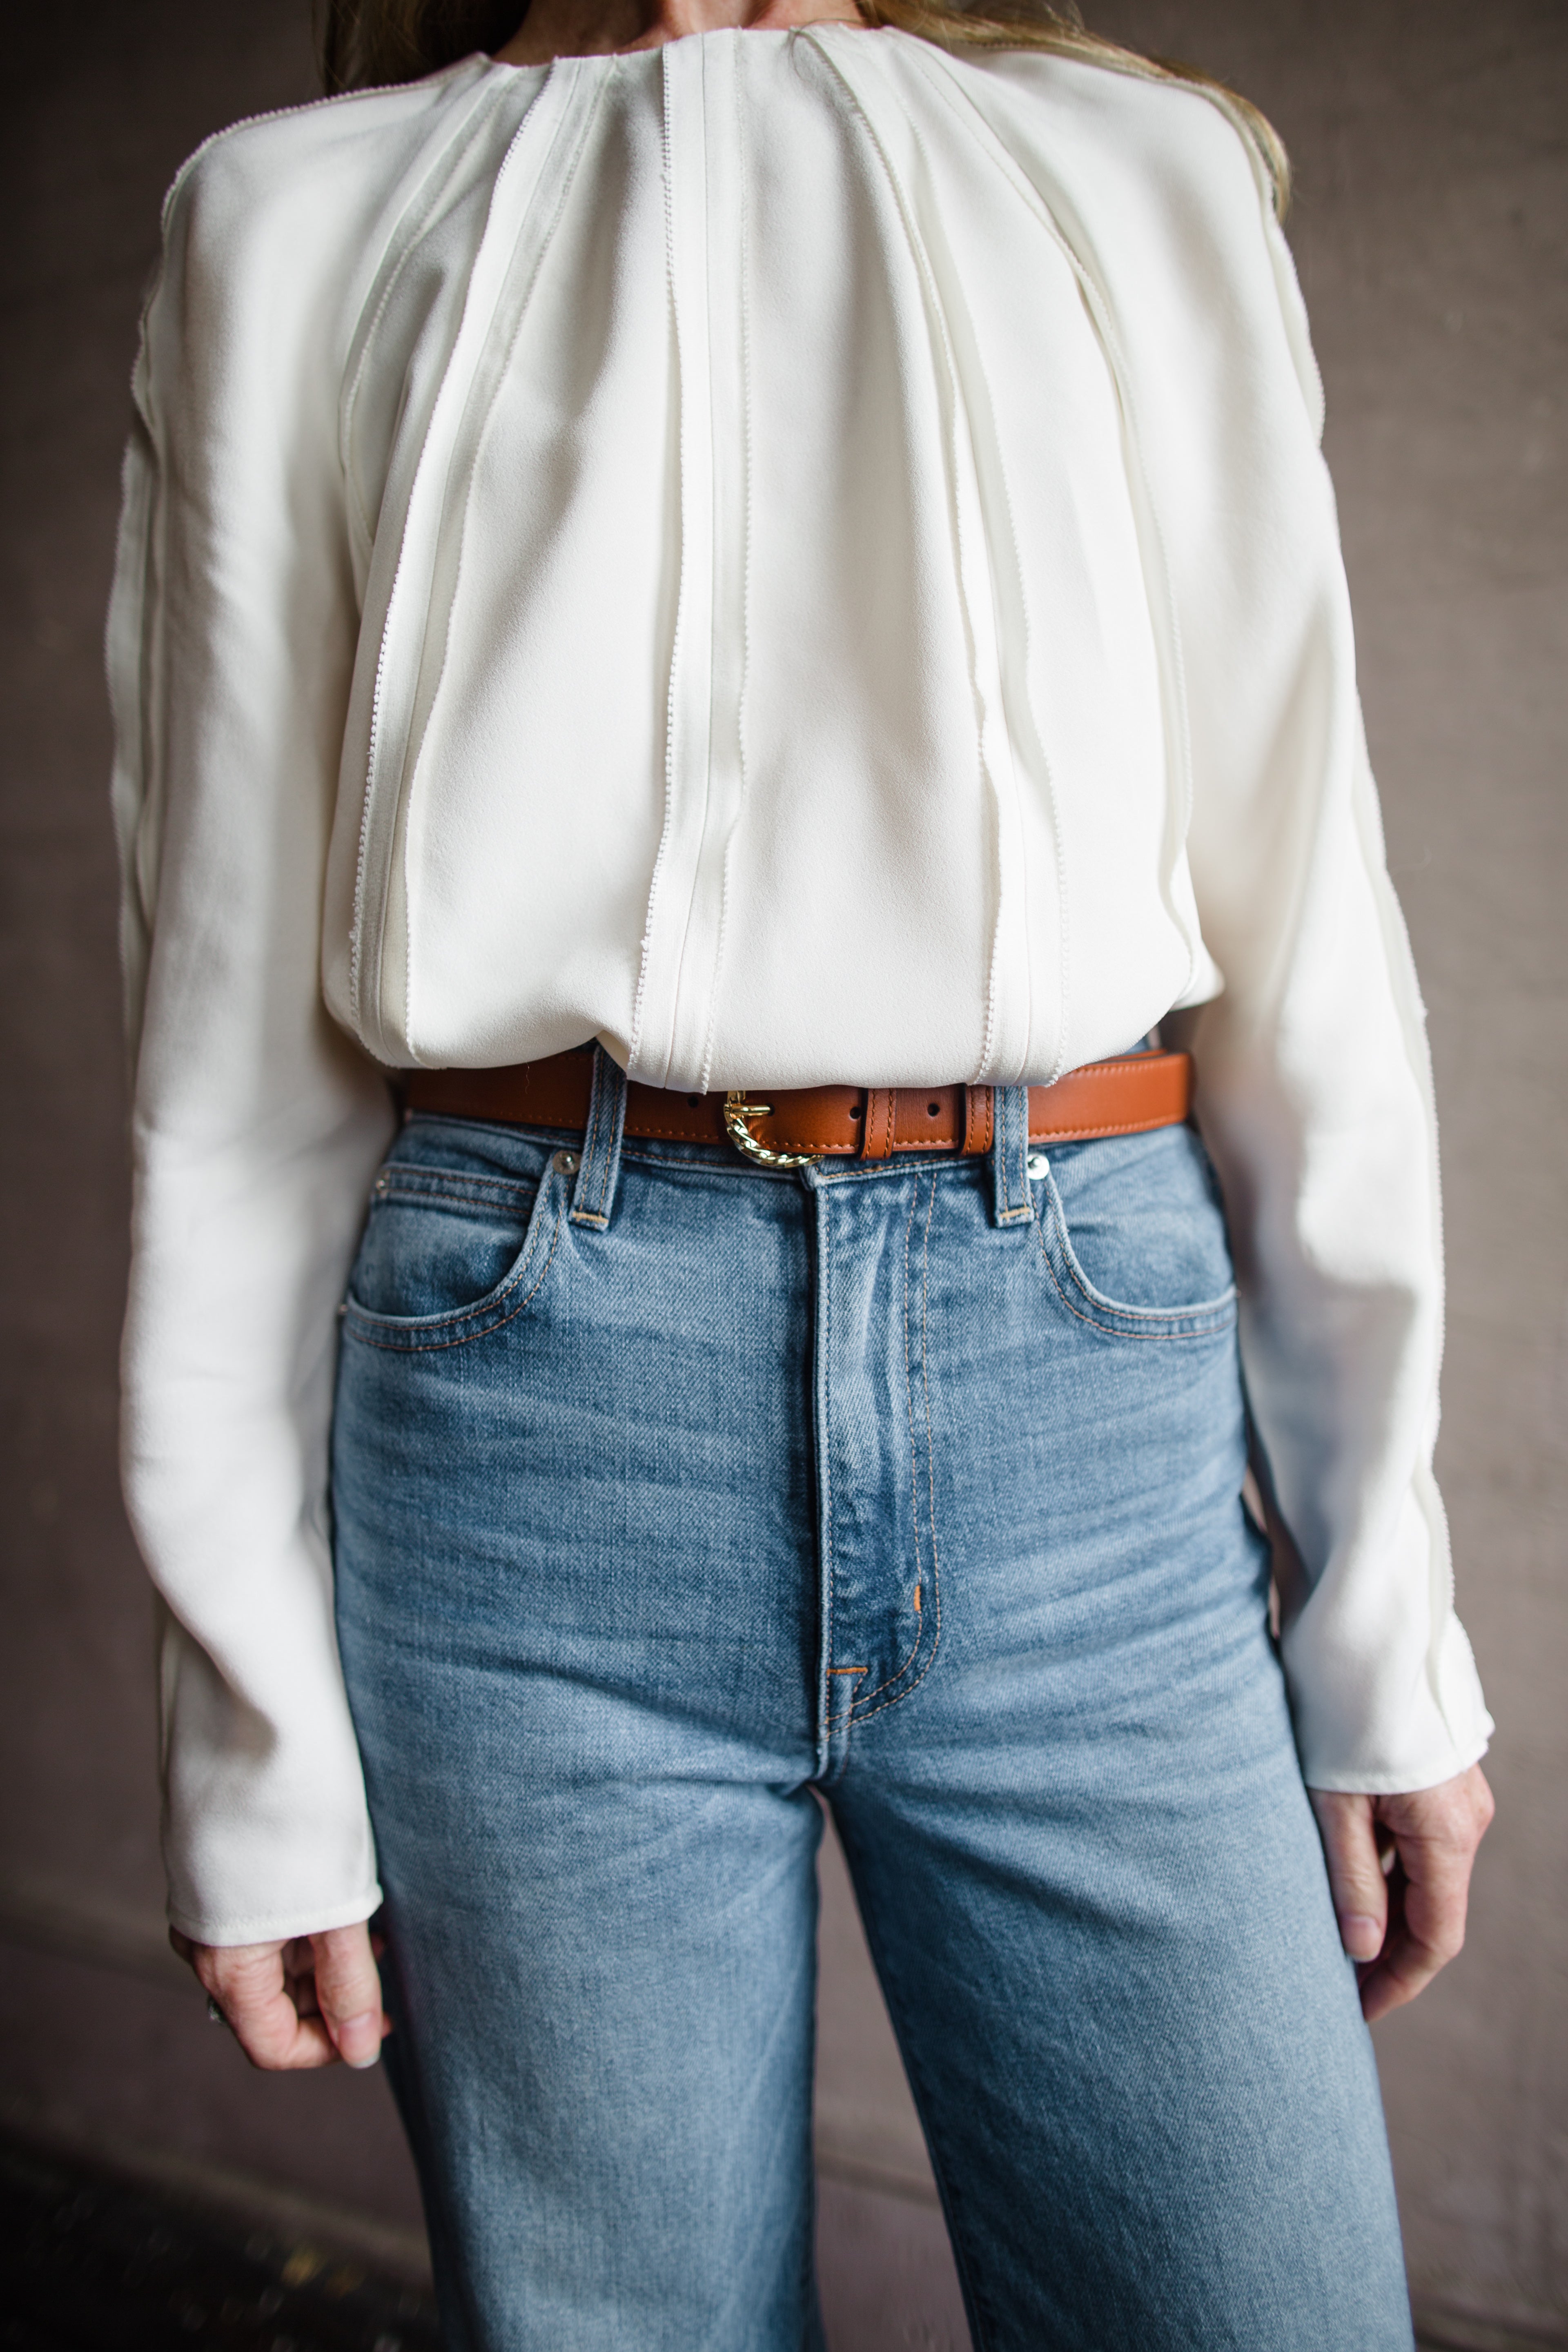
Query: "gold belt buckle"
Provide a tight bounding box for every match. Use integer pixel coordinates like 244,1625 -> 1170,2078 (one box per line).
723,1090 -> 817,1169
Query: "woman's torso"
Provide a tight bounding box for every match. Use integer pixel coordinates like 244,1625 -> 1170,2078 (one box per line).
294,31 -> 1266,1089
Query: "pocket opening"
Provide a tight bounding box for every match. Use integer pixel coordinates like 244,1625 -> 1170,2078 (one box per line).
341,1152 -> 567,1348
1032,1129 -> 1238,1340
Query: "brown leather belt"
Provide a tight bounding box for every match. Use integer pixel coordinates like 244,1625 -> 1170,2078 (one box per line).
402,1046 -> 1192,1165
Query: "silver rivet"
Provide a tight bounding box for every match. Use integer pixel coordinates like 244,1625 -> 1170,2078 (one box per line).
1027,1152 -> 1049,1181
373,1174 -> 389,1194
556,1151 -> 579,1174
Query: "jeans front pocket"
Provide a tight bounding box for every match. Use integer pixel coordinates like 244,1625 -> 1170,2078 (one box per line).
341,1120 -> 569,1352
1034,1123 -> 1238,1341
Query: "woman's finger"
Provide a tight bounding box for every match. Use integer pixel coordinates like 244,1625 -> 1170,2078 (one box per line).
193,1940 -> 341,2071
1308,1790 -> 1388,1963
310,1921 -> 390,2070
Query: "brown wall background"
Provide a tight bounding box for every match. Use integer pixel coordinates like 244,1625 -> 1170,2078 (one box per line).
2,4 -> 1563,2345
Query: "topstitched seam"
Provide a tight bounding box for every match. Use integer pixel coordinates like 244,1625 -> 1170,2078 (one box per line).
996,1085 -> 1032,1223
819,1196 -> 838,1759
373,1173 -> 540,1210
1032,1115 -> 1188,1144
853,1170 -> 943,1726
1056,1058 -> 1174,1081
843,1176 -> 929,1713
343,1198 -> 566,1352
572,1052 -> 621,1226
1036,1173 -> 1236,1327
594,1063 -> 623,1218
823,1663 -> 867,1728
1035,1219 -> 1236,1343
817,1151 -> 972,1192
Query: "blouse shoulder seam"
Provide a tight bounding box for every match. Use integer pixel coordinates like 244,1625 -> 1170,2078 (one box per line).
156,58 -> 494,247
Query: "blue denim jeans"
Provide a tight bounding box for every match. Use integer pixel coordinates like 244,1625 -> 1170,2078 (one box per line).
332,1051 -> 1413,2352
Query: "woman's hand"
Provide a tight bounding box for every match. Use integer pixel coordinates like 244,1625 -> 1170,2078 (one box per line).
1311,1764 -> 1494,2022
170,1918 -> 391,2071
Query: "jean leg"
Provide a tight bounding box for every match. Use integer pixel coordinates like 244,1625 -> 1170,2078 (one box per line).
834,1684 -> 1410,2351
363,1695 -> 824,2352
333,1129 -> 826,2352
818,1135 -> 1412,2350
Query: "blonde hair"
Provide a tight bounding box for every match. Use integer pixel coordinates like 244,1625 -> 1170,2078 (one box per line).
320,0 -> 1288,215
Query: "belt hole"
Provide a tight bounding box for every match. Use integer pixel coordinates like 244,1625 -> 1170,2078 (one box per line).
927,1101 -> 940,1116
849,1105 -> 862,1121
687,1094 -> 701,1107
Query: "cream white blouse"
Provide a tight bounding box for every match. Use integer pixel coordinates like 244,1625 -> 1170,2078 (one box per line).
109,26 -> 1491,1945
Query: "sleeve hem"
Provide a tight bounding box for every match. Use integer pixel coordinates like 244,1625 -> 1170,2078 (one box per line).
1302,1722 -> 1493,1798
166,1884 -> 383,1949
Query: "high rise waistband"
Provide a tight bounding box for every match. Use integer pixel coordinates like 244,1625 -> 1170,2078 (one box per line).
400,1047 -> 1193,1167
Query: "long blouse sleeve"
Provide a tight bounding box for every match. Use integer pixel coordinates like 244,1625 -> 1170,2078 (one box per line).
907,44 -> 1491,1792
1043,67 -> 1494,1792
109,116 -> 401,1945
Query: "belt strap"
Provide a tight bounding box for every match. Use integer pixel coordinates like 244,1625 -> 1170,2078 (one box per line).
401,1048 -> 1192,1158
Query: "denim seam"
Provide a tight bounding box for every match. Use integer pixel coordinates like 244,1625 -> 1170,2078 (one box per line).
826,1666 -> 866,1720
341,1194 -> 566,1352
1045,1198 -> 1236,1319
852,1172 -> 944,1728
919,1168 -> 943,1673
591,1067 -> 619,1222
570,1048 -> 623,1229
373,1172 -> 539,1212
1036,1228 -> 1236,1343
837,1178 -> 929,1718
995,1084 -> 1033,1226
820,1193 -> 839,1744
812,1150 -> 959,1191
1034,1178 -> 1237,1341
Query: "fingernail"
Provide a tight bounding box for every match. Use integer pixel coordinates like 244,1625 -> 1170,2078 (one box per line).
336,2011 -> 383,2069
1342,1914 -> 1383,1960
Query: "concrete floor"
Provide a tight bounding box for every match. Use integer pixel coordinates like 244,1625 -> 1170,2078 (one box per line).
1,2 -> 1563,2345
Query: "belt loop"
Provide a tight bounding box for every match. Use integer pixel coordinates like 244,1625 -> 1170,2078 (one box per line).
991,1084 -> 1033,1227
861,1089 -> 898,1162
963,1085 -> 993,1158
570,1045 -> 628,1230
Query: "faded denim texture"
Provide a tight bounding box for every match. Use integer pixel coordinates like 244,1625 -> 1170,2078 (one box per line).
332,1057 -> 1412,2352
